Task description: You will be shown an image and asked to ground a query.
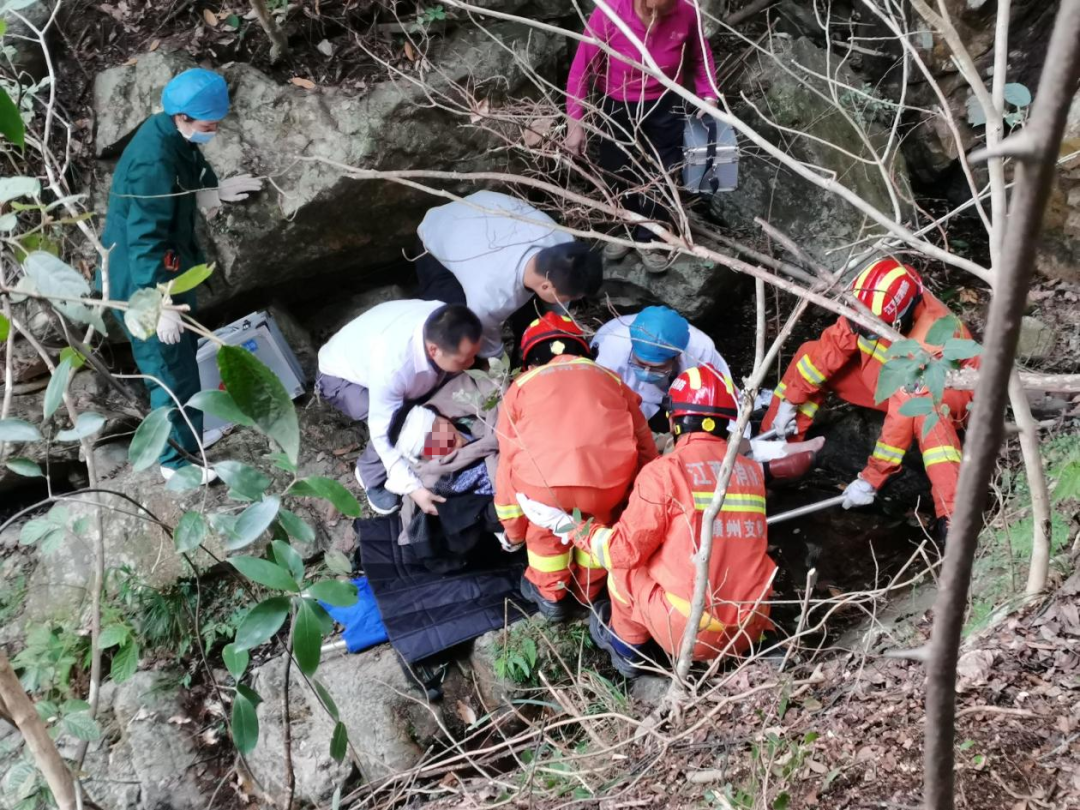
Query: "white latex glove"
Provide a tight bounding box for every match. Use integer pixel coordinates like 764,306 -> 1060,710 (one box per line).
842,477 -> 876,510
772,400 -> 798,438
218,173 -> 263,202
494,531 -> 524,553
157,307 -> 183,345
516,493 -> 570,532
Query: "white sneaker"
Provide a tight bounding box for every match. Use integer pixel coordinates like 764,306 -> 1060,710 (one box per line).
160,465 -> 219,485
602,241 -> 632,261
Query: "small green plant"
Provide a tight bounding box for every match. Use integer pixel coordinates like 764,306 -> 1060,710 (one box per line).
837,81 -> 900,127
410,4 -> 447,33
494,626 -> 539,684
12,622 -> 87,699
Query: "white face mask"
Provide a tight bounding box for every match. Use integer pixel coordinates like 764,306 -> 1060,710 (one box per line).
177,118 -> 215,145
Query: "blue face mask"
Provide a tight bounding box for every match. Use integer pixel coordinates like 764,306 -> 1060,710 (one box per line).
186,129 -> 216,145
633,366 -> 669,386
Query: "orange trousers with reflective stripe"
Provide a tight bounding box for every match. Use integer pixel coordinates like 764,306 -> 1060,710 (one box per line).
518,481 -> 629,603
608,567 -> 773,660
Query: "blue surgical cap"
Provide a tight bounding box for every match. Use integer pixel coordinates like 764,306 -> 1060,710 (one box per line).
161,69 -> 229,121
630,306 -> 690,364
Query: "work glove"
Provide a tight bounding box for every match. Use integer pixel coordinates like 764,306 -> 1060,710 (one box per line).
841,477 -> 876,510
218,173 -> 263,202
516,493 -> 574,545
771,400 -> 799,438
157,307 -> 183,345
494,531 -> 524,553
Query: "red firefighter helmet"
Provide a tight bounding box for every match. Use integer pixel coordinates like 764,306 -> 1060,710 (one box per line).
850,258 -> 924,327
520,313 -> 591,365
667,363 -> 739,424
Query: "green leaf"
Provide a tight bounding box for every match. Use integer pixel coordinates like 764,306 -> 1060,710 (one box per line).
0,85 -> 25,148
772,791 -> 790,810
128,407 -> 174,471
234,596 -> 291,650
186,389 -> 255,427
0,176 -> 38,203
874,357 -> 918,404
313,680 -> 339,721
124,287 -> 164,340
222,643 -> 249,680
1003,82 -> 1032,108
19,516 -> 65,551
898,398 -> 934,417
0,312 -> 8,342
217,345 -> 299,464
0,418 -> 42,442
286,477 -> 362,518
6,457 -> 43,477
214,460 -> 272,501
165,464 -> 207,492
884,339 -> 923,360
61,711 -> 101,741
306,579 -> 358,607
277,509 -> 315,543
167,263 -> 214,296
174,511 -> 206,553
292,598 -> 325,676
1052,460 -> 1080,503
56,411 -> 106,441
98,624 -> 130,649
329,721 -> 348,762
22,252 -> 108,335
59,346 -> 87,369
921,412 -> 941,440
943,338 -> 982,362
264,450 -> 297,473
110,640 -> 139,683
43,356 -> 74,420
323,548 -> 353,576
271,540 -> 305,583
926,314 -> 961,346
226,496 -> 281,551
230,555 -> 299,592
231,690 -> 260,755
923,360 -> 946,403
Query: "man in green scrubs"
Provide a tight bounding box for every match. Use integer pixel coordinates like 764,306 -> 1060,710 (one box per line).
100,68 -> 261,483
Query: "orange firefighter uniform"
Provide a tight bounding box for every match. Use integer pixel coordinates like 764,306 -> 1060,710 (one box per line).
495,353 -> 658,603
762,260 -> 978,518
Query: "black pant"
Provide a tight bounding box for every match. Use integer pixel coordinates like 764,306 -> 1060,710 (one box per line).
597,95 -> 685,243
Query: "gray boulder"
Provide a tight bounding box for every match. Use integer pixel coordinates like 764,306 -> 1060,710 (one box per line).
93,24 -> 563,311
711,36 -> 913,267
1036,92 -> 1080,283
22,399 -> 365,623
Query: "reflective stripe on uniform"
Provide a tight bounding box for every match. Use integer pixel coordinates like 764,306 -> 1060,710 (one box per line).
607,572 -> 630,604
590,527 -> 612,570
527,548 -> 571,573
514,357 -> 619,389
923,445 -> 962,467
857,336 -> 888,363
573,546 -> 605,570
495,503 -> 525,520
870,267 -> 910,316
691,492 -> 767,514
796,355 -> 826,387
775,382 -> 818,418
664,592 -> 726,632
871,441 -> 905,464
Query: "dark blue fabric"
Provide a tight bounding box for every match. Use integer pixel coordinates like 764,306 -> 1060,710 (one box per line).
319,578 -> 389,654
356,515 -> 535,663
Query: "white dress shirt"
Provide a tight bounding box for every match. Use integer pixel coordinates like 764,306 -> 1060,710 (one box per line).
417,190 -> 573,358
318,299 -> 444,493
591,314 -> 738,421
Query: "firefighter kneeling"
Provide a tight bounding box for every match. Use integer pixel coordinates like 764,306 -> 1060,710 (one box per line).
518,364 -> 776,677
761,258 -> 977,534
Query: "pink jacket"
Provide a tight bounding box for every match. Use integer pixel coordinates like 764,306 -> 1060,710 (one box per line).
565,0 -> 718,121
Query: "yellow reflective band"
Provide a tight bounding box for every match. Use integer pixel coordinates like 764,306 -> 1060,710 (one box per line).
607,573 -> 630,604
858,336 -> 888,363
774,382 -> 788,401
664,593 -> 726,633
871,267 -> 909,316
798,401 -> 819,418
686,366 -> 703,390
691,492 -> 767,514
527,549 -> 571,573
923,446 -> 962,467
591,528 -> 612,570
871,441 -> 905,463
573,546 -> 605,570
495,503 -> 525,520
852,261 -> 880,296
796,355 -> 826,387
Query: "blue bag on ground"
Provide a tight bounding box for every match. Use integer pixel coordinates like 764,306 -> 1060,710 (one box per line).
319,577 -> 388,653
